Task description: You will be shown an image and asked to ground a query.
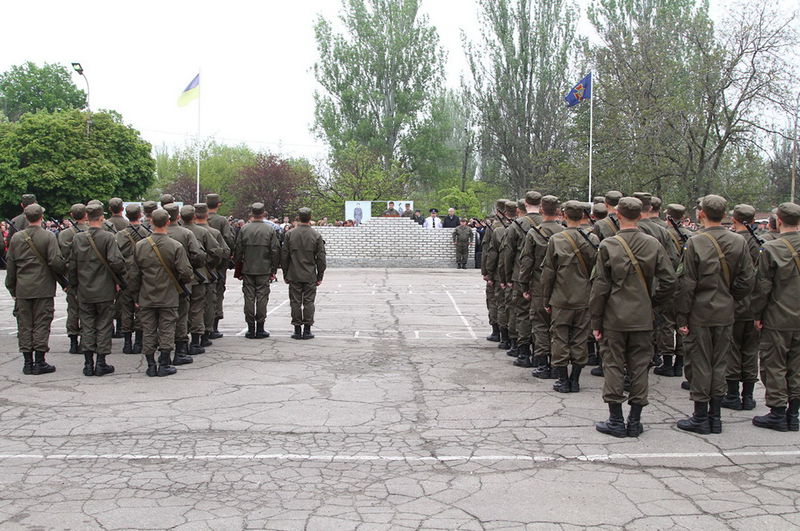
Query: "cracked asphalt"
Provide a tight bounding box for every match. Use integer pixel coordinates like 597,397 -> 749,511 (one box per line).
1,268 -> 798,530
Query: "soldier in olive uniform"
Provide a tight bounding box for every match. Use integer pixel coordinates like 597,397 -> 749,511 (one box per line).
592,191 -> 623,242
234,202 -> 281,339
483,199 -> 510,346
141,201 -> 158,231
495,200 -> 519,350
195,203 -> 230,341
164,203 -> 205,360
541,200 -> 599,393
129,209 -> 194,377
5,193 -> 36,247
481,200 -> 506,342
69,203 -> 126,377
281,207 -> 327,339
106,198 -> 129,232
676,195 -> 755,435
519,195 -> 564,377
721,204 -> 761,410
761,212 -> 779,242
160,194 -> 175,207
116,204 -> 148,354
207,194 -> 235,337
592,202 -> 608,222
6,204 -> 66,375
452,217 -> 473,269
751,202 -> 800,431
58,203 -> 88,354
591,197 -> 677,437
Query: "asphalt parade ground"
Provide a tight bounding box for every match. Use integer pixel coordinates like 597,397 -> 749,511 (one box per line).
1,268 -> 799,530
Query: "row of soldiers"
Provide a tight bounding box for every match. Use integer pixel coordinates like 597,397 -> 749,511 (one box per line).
5,193 -> 326,378
480,190 -> 800,435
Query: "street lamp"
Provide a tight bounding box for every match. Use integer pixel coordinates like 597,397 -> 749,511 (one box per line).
71,62 -> 92,132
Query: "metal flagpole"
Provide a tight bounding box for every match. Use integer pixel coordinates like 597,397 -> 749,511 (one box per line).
196,70 -> 201,204
588,72 -> 594,203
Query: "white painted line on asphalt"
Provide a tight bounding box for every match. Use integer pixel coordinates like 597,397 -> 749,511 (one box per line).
236,298 -> 290,336
446,290 -> 477,340
0,450 -> 798,463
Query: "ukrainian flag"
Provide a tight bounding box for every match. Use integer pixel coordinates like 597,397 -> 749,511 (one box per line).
177,74 -> 199,106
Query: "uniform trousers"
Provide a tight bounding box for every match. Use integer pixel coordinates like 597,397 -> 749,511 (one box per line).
15,298 -> 55,353
79,300 -> 115,354
215,270 -> 227,319
455,243 -> 469,265
759,328 -> 800,408
727,319 -> 760,383
175,295 -> 190,343
503,286 -> 515,337
512,282 -> 530,343
242,274 -> 271,323
189,283 -> 207,334
119,287 -> 141,333
654,305 -> 675,357
494,281 -> 507,328
602,329 -> 653,406
66,290 -> 81,336
550,307 -> 590,367
139,307 -> 178,356
485,283 -> 497,326
289,282 -> 317,326
684,325 -> 731,402
530,296 -> 551,359
205,281 -> 218,331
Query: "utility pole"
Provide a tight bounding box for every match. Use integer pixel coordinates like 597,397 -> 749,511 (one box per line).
792,91 -> 799,203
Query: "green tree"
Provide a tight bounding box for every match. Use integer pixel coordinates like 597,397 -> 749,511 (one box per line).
0,62 -> 87,121
0,110 -> 154,217
313,0 -> 445,166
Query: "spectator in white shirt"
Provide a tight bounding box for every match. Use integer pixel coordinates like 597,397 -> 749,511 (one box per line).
423,208 -> 443,229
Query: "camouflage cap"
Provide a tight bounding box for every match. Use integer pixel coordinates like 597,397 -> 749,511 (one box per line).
125,203 -> 141,219
108,197 -> 124,212
24,203 -> 45,220
160,193 -> 175,206
632,192 -> 652,209
604,190 -> 623,206
563,200 -> 585,221
617,197 -> 643,220
70,203 -> 86,220
700,195 -> 727,221
650,196 -> 662,211
151,208 -> 170,227
541,195 -> 560,215
251,202 -> 265,217
525,191 -> 542,206
205,193 -> 221,208
665,203 -> 686,219
21,194 -> 36,206
732,204 -> 756,224
777,202 -> 800,226
85,203 -> 105,219
193,203 -> 208,215
142,200 -> 158,214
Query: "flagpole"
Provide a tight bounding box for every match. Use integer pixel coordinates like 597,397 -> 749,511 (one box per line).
196,69 -> 201,204
588,72 -> 594,203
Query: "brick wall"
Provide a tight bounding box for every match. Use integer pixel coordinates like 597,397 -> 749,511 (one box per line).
314,217 -> 476,268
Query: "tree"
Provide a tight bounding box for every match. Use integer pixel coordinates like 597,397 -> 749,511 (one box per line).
464,0 -> 582,196
163,176 -> 211,205
313,0 -> 445,166
230,154 -> 310,219
0,62 -> 87,121
0,110 -> 154,217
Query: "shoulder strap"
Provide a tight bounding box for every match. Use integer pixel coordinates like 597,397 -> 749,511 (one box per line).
87,232 -> 124,287
559,231 -> 590,278
613,234 -> 650,296
699,231 -> 731,287
667,229 -> 683,254
21,231 -> 67,288
778,237 -> 800,273
146,236 -> 185,296
603,216 -> 619,235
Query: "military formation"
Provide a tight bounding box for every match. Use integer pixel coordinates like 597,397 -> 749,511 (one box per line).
5,194 -> 326,379
481,191 -> 800,435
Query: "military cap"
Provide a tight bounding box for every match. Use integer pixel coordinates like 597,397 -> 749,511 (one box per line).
85,203 -> 105,219
617,197 -> 643,220
460,217 -> 468,222
541,195 -> 560,215
505,200 -> 518,213
205,193 -> 221,208
125,203 -> 141,219
495,199 -> 509,211
604,190 -> 623,206
21,194 -> 36,206
593,196 -> 605,204
525,191 -> 542,205
70,203 -> 86,220
665,203 -> 686,219
193,203 -> 208,215
777,202 -> 800,226
142,200 -> 158,214
108,197 -> 124,212
23,203 -> 45,221
429,208 -> 439,214
298,207 -> 312,217
563,200 -> 585,221
179,204 -> 195,219
163,202 -> 180,221
650,196 -> 662,211
250,202 -> 265,217
732,204 -> 756,224
592,203 -> 608,218
700,195 -> 727,221
516,199 -> 526,211
632,192 -> 652,209
151,208 -> 170,228
160,193 -> 175,206
87,199 -> 103,207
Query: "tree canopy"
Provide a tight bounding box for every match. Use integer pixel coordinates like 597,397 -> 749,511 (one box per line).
0,62 -> 87,122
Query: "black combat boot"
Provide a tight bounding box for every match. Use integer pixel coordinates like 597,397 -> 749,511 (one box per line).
122,333 -> 134,354
157,350 -> 177,377
721,380 -> 742,410
209,318 -> 223,339
132,330 -> 143,354
787,399 -> 800,432
709,397 -> 722,434
68,334 -> 80,354
681,380 -> 690,390
591,355 -> 604,377
513,343 -> 533,367
569,365 -> 583,393
112,319 -> 124,339
486,324 -> 500,342
302,324 -> 314,339
83,352 -> 95,377
672,355 -> 684,377
22,352 -> 33,375
95,354 -> 114,376
653,355 -> 674,376
586,340 -> 598,366
677,401 -> 710,434
256,321 -> 270,339
627,403 -> 644,437
650,351 -> 662,369
200,332 -> 213,347
753,406 -> 789,432
530,356 -> 547,378
552,366 -> 571,393
174,343 -> 195,365
596,403 -> 627,438
188,333 -> 205,355
498,328 -> 511,350
741,381 -> 757,410
145,354 -> 158,377
541,357 -> 557,379
32,351 -> 56,375
505,337 -> 518,357
291,325 -> 302,339
245,321 -> 256,339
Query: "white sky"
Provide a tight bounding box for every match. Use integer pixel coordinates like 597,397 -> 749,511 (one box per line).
2,0 -> 796,162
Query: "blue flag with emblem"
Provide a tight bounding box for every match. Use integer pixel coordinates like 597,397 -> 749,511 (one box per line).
565,73 -> 592,107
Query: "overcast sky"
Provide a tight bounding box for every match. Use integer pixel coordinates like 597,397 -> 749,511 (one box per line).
2,0 -> 796,162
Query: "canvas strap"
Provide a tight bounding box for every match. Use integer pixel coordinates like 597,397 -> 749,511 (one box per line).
87,232 -> 124,287
699,231 -> 731,287
560,230 -> 590,278
146,236 -> 184,295
778,237 -> 800,273
613,234 -> 650,296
